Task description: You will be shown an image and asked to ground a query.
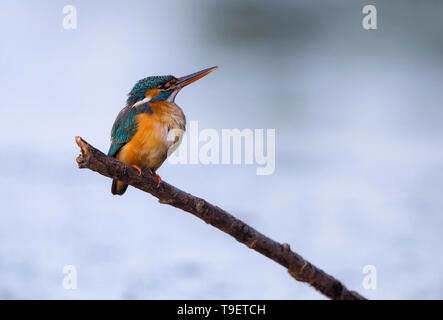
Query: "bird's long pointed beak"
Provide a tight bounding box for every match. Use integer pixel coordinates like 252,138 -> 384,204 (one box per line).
174,66 -> 218,89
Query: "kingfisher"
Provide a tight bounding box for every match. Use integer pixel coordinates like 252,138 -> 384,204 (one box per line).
108,66 -> 217,195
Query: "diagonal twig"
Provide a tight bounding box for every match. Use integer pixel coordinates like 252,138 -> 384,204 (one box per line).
75,136 -> 365,300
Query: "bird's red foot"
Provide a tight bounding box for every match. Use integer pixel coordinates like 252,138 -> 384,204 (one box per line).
152,171 -> 162,187
131,164 -> 142,176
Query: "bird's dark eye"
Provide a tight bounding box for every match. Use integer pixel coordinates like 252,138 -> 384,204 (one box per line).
164,79 -> 177,89
156,83 -> 163,89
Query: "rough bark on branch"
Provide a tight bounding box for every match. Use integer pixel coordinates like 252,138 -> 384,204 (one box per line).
75,136 -> 365,300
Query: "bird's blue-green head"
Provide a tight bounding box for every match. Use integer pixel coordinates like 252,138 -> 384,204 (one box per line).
126,66 -> 217,106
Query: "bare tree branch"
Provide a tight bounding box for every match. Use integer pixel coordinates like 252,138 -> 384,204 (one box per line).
75,136 -> 365,300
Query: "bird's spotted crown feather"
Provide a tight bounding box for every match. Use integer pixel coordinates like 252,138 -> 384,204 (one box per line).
126,75 -> 175,106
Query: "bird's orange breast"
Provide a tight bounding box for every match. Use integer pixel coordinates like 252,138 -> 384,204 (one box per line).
116,101 -> 186,171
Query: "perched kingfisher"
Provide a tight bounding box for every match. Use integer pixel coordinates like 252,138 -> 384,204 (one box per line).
108,66 -> 217,195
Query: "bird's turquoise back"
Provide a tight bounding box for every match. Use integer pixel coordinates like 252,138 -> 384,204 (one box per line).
108,106 -> 138,157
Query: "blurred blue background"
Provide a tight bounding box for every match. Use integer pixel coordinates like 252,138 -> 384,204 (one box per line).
0,0 -> 442,299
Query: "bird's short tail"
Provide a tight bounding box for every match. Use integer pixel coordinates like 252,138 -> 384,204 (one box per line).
111,179 -> 128,195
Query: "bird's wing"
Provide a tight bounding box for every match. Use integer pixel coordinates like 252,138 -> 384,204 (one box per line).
108,106 -> 138,157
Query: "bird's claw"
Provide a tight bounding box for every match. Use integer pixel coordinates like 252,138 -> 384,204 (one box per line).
131,165 -> 161,187
131,164 -> 142,176
152,171 -> 162,187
